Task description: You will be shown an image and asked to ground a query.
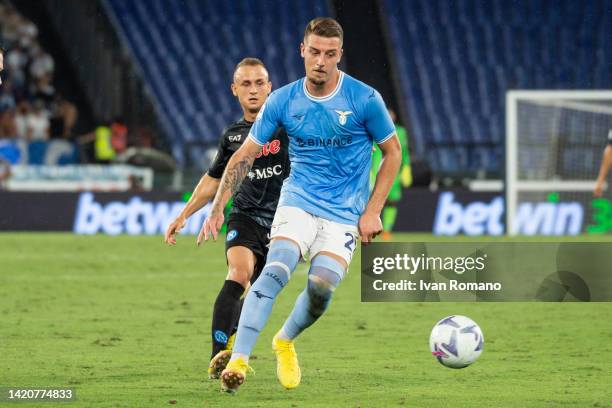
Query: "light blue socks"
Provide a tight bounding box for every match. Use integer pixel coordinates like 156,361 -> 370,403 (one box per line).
232,240 -> 300,357
280,255 -> 344,340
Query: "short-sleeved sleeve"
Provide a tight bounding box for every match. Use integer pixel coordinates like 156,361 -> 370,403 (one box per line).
364,89 -> 396,144
248,91 -> 283,146
607,129 -> 612,145
207,133 -> 230,178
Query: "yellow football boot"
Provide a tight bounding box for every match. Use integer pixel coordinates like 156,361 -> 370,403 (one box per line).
220,358 -> 252,394
272,333 -> 301,389
208,349 -> 232,379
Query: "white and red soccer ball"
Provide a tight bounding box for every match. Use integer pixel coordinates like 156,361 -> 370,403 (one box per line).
429,315 -> 484,369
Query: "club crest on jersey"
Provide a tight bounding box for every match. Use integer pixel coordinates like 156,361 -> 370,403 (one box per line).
227,230 -> 238,241
335,110 -> 352,125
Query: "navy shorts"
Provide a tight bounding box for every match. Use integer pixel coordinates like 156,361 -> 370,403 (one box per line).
225,213 -> 270,283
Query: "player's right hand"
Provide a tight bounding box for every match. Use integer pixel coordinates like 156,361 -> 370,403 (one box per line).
594,181 -> 604,197
164,216 -> 186,245
197,212 -> 225,245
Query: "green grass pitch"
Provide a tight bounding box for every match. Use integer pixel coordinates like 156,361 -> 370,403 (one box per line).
1,233 -> 611,407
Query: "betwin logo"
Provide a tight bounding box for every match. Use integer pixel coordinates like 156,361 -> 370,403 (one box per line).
513,200 -> 583,235
434,192 -> 504,236
433,192 -> 584,236
73,192 -> 210,235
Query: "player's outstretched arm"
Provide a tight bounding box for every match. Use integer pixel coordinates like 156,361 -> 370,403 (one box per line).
164,174 -> 221,245
360,135 -> 402,243
198,138 -> 261,244
594,145 -> 612,197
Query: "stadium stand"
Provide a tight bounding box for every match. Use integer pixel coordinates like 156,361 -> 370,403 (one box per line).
103,0 -> 331,167
21,0 -> 605,178
383,0 -> 610,177
0,2 -> 80,165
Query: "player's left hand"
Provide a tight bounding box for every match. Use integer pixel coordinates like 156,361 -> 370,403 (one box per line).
197,212 -> 224,245
358,210 -> 383,245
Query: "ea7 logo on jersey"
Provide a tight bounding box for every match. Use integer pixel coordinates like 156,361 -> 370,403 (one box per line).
228,134 -> 242,142
248,165 -> 283,180
335,110 -> 353,125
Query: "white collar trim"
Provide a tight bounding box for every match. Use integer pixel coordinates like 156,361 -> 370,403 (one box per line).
303,71 -> 344,102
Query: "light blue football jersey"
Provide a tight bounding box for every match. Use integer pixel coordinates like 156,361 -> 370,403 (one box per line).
248,71 -> 395,225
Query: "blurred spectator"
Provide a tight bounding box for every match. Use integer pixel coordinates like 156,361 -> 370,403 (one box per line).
0,156 -> 10,189
79,118 -> 153,164
0,5 -> 160,165
14,100 -> 30,138
30,74 -> 55,105
29,42 -> 56,106
79,123 -> 115,163
93,125 -> 115,163
0,50 -> 17,139
0,4 -> 77,144
0,106 -> 17,138
0,79 -> 16,110
24,99 -> 50,141
17,15 -> 37,49
132,125 -> 154,148
0,4 -> 20,47
110,117 -> 128,153
49,95 -> 77,139
5,45 -> 27,92
28,42 -> 54,82
0,49 -> 4,96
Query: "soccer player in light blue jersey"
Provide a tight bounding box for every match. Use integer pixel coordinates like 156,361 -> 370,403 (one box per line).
200,17 -> 402,394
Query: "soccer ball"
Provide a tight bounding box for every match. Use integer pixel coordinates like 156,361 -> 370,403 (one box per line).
429,315 -> 484,369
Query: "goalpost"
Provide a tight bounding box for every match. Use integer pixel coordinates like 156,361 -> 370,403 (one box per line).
506,90 -> 612,235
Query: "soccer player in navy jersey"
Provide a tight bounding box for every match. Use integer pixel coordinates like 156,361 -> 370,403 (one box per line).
164,58 -> 289,379
200,18 -> 402,393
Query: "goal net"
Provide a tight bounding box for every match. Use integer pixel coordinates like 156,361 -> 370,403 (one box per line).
506,91 -> 612,235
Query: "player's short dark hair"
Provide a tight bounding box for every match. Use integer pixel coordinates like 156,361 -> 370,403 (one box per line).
234,57 -> 267,76
304,17 -> 343,43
